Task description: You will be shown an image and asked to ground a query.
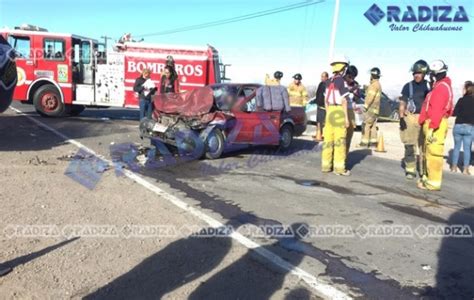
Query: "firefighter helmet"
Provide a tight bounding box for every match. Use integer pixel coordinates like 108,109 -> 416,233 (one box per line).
411,59 -> 429,74
346,65 -> 358,78
293,73 -> 302,80
274,71 -> 284,80
429,60 -> 448,74
330,54 -> 349,65
370,67 -> 381,77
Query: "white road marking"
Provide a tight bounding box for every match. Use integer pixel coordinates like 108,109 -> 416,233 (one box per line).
9,106 -> 352,300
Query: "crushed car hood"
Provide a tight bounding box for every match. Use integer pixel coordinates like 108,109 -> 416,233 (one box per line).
153,87 -> 214,117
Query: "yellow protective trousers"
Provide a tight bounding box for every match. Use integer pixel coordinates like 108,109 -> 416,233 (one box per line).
421,118 -> 448,190
361,112 -> 378,145
346,109 -> 356,155
322,106 -> 347,173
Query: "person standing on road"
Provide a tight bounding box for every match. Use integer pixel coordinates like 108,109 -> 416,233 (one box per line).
343,65 -> 360,155
450,81 -> 474,175
160,66 -> 180,94
288,73 -> 308,107
313,72 -> 329,141
418,60 -> 454,191
134,69 -> 157,120
321,55 -> 351,176
360,67 -> 382,148
399,60 -> 431,180
161,56 -> 180,93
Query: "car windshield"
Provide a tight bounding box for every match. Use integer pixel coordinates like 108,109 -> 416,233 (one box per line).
211,85 -> 239,110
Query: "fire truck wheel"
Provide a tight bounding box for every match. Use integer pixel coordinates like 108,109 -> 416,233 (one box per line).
33,85 -> 65,117
67,105 -> 86,116
204,128 -> 225,160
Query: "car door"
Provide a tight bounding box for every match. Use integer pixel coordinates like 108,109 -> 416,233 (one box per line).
230,86 -> 280,145
7,34 -> 33,99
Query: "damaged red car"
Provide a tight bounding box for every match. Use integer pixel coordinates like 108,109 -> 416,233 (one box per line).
139,83 -> 307,159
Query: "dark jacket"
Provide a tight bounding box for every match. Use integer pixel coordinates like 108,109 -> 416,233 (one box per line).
315,81 -> 326,107
160,75 -> 180,94
453,95 -> 474,125
133,76 -> 156,100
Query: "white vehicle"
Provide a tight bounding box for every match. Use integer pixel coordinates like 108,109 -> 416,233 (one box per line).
305,96 -> 365,127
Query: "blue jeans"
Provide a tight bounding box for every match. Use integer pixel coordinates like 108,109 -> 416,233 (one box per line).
139,98 -> 153,120
452,123 -> 473,168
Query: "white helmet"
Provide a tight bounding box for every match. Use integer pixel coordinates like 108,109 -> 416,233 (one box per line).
330,54 -> 349,66
429,60 -> 448,74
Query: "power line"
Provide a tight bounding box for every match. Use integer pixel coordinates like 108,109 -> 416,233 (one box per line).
135,0 -> 326,38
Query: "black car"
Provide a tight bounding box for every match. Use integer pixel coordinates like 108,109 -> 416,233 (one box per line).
358,90 -> 400,121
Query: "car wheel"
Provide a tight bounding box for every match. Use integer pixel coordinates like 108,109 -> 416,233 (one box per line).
33,84 -> 65,117
205,128 -> 225,159
390,110 -> 400,121
279,124 -> 294,150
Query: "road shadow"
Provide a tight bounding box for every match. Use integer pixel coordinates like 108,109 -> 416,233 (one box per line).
284,287 -> 316,300
346,149 -> 372,170
85,224 -> 308,300
0,113 -> 132,152
1,238 -> 79,271
433,207 -> 474,299
187,224 -> 306,300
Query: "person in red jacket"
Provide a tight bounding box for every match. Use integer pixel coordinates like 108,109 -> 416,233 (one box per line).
417,60 -> 453,191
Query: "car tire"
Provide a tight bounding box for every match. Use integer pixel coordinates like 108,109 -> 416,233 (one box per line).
204,128 -> 225,159
33,84 -> 65,117
279,124 -> 294,151
390,110 -> 400,121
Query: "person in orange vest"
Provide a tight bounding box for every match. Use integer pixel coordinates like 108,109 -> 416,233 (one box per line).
417,60 -> 454,191
321,55 -> 351,176
288,73 -> 308,107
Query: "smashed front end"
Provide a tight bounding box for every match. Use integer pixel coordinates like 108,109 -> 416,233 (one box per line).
139,86 -> 228,148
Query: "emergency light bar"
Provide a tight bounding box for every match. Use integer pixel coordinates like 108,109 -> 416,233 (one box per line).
14,24 -> 48,32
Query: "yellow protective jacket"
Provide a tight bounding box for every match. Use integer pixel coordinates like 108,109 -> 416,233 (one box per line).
288,82 -> 309,107
364,79 -> 382,114
264,74 -> 280,86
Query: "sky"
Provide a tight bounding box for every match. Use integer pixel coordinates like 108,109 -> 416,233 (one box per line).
1,0 -> 473,98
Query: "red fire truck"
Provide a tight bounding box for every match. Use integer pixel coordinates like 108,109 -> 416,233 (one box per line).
0,25 -> 224,117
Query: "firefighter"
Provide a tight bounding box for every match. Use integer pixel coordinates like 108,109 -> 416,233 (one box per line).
265,71 -> 283,86
344,65 -> 360,155
399,60 -> 431,179
321,55 -> 351,176
417,60 -> 453,191
288,73 -> 308,107
360,68 -> 382,147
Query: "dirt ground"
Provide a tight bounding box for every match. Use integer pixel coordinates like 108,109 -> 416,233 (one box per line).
0,110 -> 319,299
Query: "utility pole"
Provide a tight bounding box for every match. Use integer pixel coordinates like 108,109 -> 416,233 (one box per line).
100,35 -> 113,50
328,0 -> 340,62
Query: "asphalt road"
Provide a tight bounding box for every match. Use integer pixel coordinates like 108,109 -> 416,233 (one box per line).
3,102 -> 474,299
